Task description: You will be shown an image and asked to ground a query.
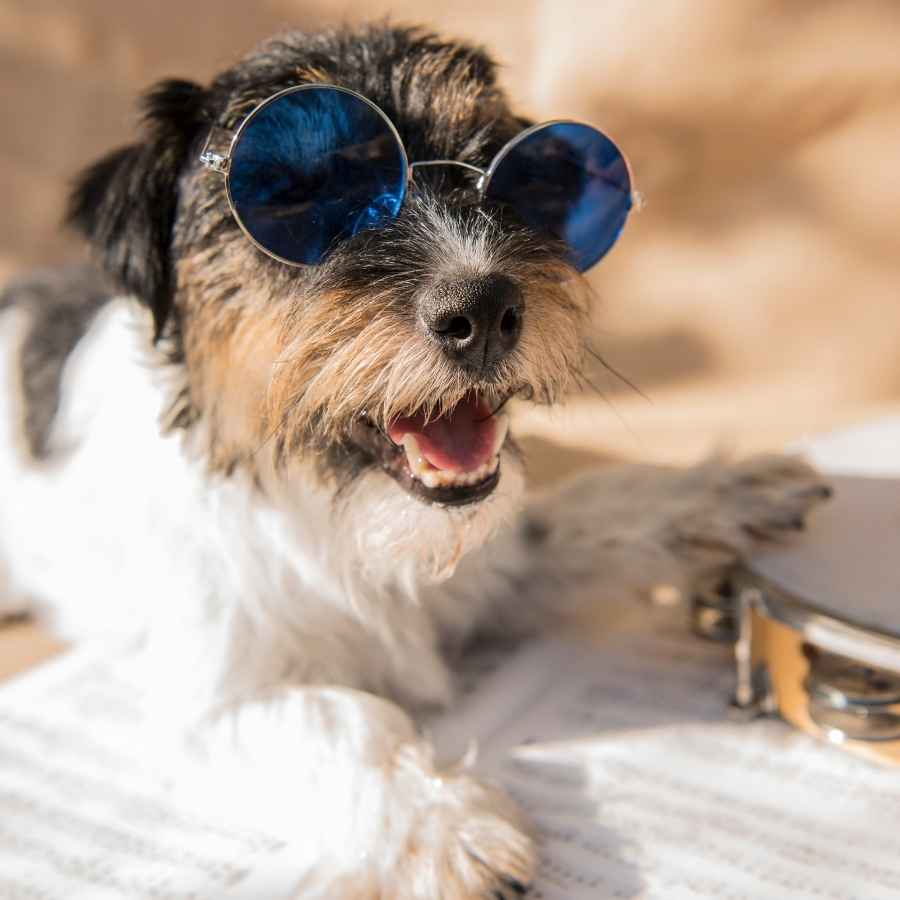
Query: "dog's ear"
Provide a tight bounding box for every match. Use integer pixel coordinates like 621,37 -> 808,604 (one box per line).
67,79 -> 209,340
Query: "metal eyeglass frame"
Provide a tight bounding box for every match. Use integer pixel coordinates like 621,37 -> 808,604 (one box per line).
199,83 -> 640,268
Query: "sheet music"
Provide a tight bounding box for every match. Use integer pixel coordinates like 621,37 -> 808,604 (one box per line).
461,620 -> 900,900
0,648 -> 310,900
4,614 -> 900,899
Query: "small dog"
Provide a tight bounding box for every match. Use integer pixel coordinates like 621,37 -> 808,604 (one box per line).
0,24 -> 828,899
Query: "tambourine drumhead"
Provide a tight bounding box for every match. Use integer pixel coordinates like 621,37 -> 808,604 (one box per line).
748,475 -> 900,640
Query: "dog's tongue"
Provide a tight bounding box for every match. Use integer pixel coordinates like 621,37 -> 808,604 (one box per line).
389,396 -> 497,473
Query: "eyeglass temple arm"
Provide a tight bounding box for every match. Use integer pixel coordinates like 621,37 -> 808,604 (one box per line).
199,130 -> 230,175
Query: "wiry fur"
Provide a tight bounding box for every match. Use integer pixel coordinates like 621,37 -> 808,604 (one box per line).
265,207 -> 587,461
174,198 -> 586,475
0,23 -> 831,899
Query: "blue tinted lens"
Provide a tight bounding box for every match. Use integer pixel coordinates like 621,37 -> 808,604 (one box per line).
228,87 -> 407,265
484,122 -> 631,272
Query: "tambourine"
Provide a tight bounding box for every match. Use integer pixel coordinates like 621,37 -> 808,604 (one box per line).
694,475 -> 900,765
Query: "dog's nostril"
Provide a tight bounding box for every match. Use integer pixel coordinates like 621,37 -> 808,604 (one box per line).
499,306 -> 520,339
443,316 -> 473,340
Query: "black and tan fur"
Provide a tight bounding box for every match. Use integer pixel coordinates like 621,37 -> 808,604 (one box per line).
52,25 -> 585,484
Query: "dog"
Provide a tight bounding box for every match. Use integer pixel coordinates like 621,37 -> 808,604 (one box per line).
0,23 -> 830,899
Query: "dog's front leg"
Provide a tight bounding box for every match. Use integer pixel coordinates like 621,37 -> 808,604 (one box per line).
185,686 -> 535,900
440,454 -> 831,638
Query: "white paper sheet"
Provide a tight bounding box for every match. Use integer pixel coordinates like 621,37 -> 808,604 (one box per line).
465,623 -> 900,900
3,613 -> 900,899
0,649 -> 306,900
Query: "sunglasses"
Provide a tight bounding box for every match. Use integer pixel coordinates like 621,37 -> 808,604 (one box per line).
200,84 -> 636,271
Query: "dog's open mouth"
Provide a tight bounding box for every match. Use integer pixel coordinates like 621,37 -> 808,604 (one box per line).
354,394 -> 509,506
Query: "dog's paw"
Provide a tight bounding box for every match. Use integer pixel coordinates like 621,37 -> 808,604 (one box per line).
718,453 -> 832,536
514,453 -> 832,611
388,756 -> 536,900
670,453 -> 832,568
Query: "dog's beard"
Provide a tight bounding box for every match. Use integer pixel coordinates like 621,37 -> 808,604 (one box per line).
331,448 -> 526,588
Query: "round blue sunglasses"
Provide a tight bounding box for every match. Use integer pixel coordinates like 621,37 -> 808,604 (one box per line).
199,84 -> 637,272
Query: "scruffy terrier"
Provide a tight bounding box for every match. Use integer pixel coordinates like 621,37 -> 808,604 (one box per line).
0,24 -> 828,899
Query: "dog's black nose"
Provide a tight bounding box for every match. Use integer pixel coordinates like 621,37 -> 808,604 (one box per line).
419,274 -> 524,370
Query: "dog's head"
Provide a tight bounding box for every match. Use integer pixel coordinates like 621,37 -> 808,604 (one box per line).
68,25 -> 600,573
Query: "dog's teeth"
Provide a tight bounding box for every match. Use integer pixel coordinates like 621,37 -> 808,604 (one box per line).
398,430 -> 503,491
400,434 -> 437,481
405,454 -> 501,490
401,434 -> 425,468
420,470 -> 439,489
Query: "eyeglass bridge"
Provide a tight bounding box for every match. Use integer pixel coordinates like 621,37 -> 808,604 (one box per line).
408,160 -> 487,192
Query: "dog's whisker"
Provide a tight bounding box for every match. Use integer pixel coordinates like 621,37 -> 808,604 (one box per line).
583,340 -> 651,402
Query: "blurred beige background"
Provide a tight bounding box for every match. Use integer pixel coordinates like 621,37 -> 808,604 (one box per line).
2,0 -> 899,467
